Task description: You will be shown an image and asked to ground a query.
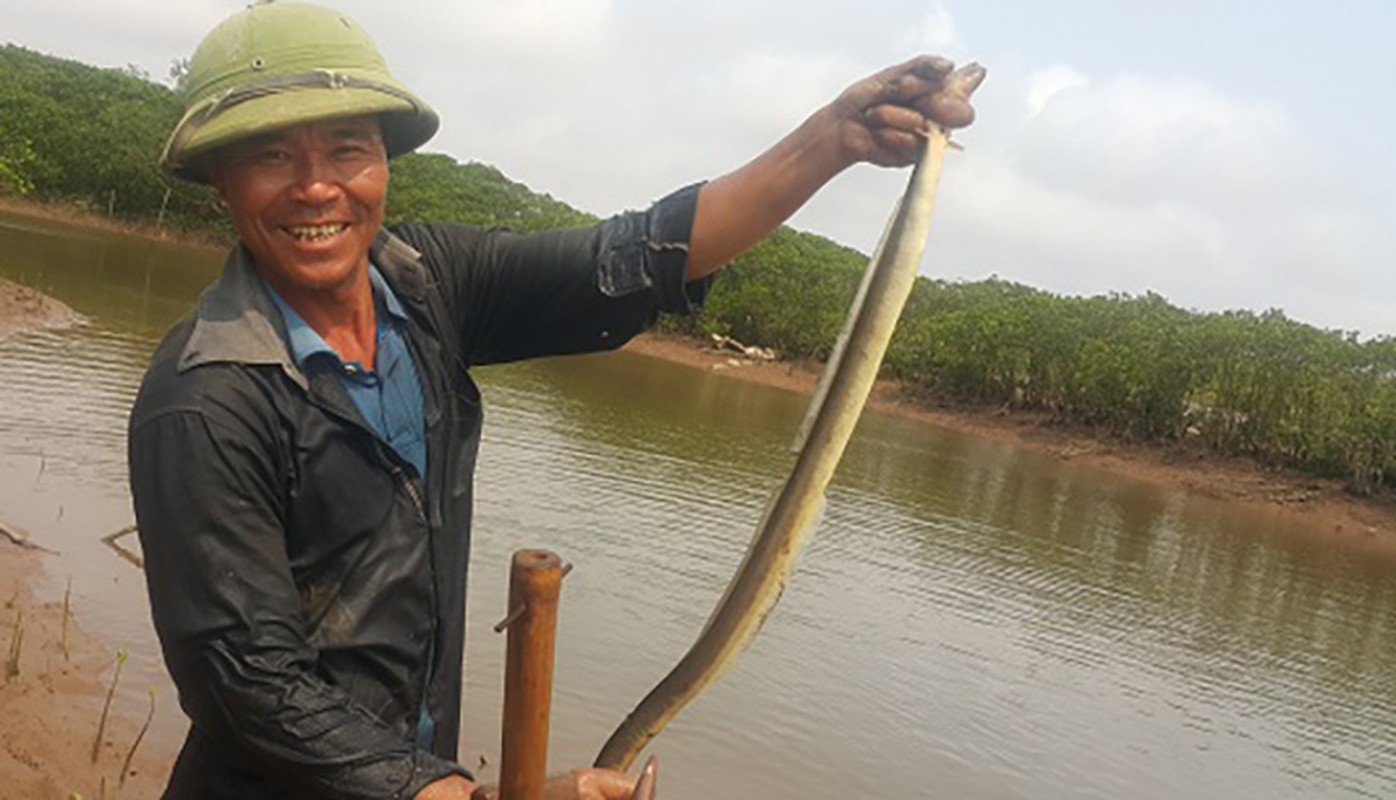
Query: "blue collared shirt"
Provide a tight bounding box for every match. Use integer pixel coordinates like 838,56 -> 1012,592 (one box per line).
264,266 -> 427,477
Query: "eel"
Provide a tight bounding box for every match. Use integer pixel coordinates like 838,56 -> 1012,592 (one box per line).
595,63 -> 987,772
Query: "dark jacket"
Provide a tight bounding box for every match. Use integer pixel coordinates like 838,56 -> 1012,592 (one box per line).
128,185 -> 705,800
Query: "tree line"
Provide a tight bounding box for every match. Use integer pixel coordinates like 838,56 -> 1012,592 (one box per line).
3,44 -> 1392,493
0,45 -> 589,236
678,250 -> 1396,493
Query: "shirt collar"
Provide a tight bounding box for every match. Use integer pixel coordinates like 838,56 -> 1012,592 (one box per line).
177,228 -> 426,388
263,264 -> 410,370
369,263 -> 410,323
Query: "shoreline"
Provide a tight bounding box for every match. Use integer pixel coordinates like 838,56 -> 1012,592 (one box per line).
4,194 -> 1393,545
624,332 -> 1396,553
4,191 -> 1392,546
0,195 -> 227,251
0,278 -> 83,341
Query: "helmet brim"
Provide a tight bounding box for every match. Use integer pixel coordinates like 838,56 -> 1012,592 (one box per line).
161,81 -> 439,184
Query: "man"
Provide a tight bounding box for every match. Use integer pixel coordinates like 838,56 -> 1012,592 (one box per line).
128,2 -> 977,798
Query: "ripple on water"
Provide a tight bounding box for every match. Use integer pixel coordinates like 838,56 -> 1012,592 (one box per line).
1,323 -> 149,487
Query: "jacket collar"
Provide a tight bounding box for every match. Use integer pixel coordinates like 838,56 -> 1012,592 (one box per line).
177,228 -> 427,389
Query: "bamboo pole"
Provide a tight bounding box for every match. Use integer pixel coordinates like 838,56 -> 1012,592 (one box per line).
498,550 -> 565,800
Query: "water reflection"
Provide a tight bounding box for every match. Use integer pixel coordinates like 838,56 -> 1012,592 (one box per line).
2,210 -> 1395,798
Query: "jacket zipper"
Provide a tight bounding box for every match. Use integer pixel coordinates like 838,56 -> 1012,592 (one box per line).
390,459 -> 439,748
394,463 -> 428,521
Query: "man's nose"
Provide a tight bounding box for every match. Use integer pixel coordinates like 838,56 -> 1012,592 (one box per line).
289,152 -> 343,204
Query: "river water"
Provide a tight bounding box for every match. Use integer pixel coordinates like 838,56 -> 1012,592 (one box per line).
2,210 -> 1394,798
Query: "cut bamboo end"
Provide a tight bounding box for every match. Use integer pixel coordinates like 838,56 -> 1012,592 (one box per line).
498,549 -> 564,800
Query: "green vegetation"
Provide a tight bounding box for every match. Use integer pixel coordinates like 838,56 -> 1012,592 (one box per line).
668,227 -> 870,360
0,45 -> 591,236
881,283 -> 1396,494
671,248 -> 1396,493
385,153 -> 595,231
0,46 -> 217,232
4,45 -> 1393,494
119,688 -> 157,789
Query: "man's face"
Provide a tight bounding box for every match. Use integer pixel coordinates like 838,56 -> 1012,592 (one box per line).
207,115 -> 388,298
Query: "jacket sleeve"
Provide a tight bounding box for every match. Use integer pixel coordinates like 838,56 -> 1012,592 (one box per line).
129,403 -> 470,800
400,182 -> 712,366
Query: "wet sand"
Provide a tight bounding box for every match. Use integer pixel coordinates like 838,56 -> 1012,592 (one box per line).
0,279 -> 82,341
0,540 -> 170,799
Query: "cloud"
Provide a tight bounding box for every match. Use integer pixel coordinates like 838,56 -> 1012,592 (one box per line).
375,0 -> 616,61
1024,66 -> 1088,117
4,0 -> 1391,336
1015,76 -> 1311,208
371,3 -> 880,217
717,51 -> 864,135
789,63 -> 1392,336
4,0 -> 226,83
928,71 -> 1394,335
915,2 -> 960,52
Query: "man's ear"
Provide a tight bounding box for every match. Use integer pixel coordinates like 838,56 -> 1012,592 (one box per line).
202,159 -> 230,211
198,151 -> 225,193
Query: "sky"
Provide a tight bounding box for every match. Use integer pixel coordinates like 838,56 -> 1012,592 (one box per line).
6,0 -> 1395,336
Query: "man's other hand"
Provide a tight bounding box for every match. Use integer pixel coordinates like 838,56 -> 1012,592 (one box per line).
416,774 -> 478,799
469,767 -> 640,800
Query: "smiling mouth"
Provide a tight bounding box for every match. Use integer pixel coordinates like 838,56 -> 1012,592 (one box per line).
283,222 -> 350,242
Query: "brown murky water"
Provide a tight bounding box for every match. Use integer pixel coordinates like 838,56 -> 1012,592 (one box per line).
2,210 -> 1395,798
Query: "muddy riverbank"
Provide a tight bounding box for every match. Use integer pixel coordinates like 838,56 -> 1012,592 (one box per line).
624,333 -> 1396,552
0,196 -> 228,251
0,279 -> 82,341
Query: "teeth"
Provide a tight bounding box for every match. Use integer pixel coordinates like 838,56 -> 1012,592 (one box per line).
286,223 -> 347,241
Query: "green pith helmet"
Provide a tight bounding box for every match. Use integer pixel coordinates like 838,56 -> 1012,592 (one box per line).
161,0 -> 439,183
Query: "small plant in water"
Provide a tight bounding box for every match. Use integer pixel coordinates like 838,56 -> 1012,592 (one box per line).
61,576 -> 72,661
118,687 -> 156,788
91,649 -> 128,764
5,607 -> 22,682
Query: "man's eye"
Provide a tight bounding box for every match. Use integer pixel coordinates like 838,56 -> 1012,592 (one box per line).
255,149 -> 292,164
